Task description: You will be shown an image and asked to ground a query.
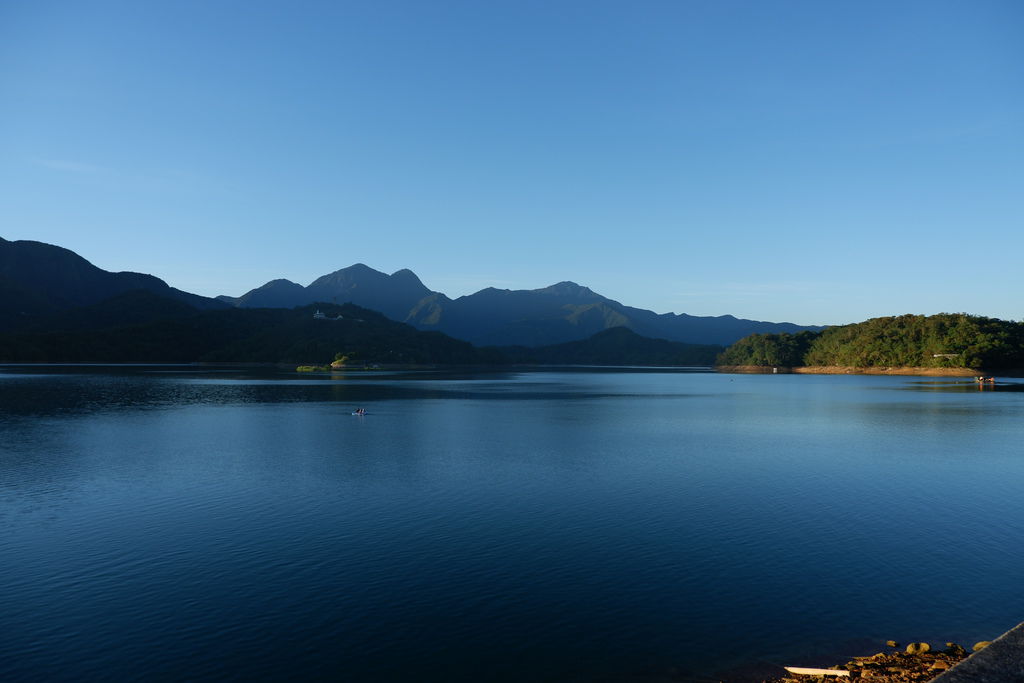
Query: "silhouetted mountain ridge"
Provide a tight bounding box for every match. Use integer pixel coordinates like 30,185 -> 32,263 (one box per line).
218,264 -> 823,346
0,237 -> 821,347
0,237 -> 226,331
224,263 -> 432,321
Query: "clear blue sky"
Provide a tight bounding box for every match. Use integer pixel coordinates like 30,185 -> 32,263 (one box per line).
2,0 -> 1021,325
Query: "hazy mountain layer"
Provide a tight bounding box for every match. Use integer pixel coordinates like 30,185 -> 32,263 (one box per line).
221,264 -> 433,321
223,265 -> 822,346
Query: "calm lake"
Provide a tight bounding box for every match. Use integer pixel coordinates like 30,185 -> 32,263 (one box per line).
1,366 -> 1022,681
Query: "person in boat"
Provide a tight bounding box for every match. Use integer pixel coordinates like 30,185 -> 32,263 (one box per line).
355,407 -> 366,415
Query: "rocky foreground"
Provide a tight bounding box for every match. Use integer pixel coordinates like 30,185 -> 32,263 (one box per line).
765,640 -> 991,682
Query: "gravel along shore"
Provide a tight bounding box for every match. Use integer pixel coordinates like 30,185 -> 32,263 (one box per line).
765,640 -> 992,682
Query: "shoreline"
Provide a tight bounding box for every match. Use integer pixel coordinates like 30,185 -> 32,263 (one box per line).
716,365 -> 982,377
712,635 -> 1001,682
0,361 -> 1005,378
753,635 -> 1006,683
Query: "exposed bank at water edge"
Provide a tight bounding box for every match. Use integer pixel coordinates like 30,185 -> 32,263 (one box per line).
716,365 -> 982,377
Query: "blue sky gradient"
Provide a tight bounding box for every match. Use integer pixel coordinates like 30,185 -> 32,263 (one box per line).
2,0 -> 1021,324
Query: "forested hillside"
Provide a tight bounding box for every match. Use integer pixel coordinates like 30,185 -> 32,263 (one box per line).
0,237 -> 225,331
503,327 -> 722,366
0,297 -> 499,365
0,292 -> 721,367
717,314 -> 1024,371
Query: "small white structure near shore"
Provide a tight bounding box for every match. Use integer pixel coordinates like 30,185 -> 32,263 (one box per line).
313,309 -> 344,321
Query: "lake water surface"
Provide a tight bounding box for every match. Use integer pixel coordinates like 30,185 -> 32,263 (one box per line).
1,366 -> 1022,681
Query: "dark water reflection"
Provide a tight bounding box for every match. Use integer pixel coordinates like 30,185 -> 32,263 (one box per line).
1,366 -> 1022,682
0,366 -> 715,418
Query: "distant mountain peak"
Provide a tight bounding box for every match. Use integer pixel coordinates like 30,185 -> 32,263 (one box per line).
226,263 -> 432,320
390,268 -> 428,287
216,260 -> 823,347
311,263 -> 380,283
536,281 -> 601,299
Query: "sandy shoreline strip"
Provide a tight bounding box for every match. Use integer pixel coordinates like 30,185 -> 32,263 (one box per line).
716,365 -> 981,377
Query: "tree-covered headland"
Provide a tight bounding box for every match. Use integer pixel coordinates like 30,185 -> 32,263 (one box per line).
717,314 -> 1024,372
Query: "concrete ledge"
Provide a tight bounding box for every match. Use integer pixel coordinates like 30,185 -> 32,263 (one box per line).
931,622 -> 1024,682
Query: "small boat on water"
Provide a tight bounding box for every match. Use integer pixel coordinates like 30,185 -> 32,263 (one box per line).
784,666 -> 850,677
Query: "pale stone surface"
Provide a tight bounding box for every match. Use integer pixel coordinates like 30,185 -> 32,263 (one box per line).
932,622 -> 1024,683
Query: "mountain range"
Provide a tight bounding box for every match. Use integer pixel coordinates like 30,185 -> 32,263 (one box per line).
1,237 -> 821,351
218,264 -> 823,346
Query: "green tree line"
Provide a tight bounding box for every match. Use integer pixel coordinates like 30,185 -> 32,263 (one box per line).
717,314 -> 1024,370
